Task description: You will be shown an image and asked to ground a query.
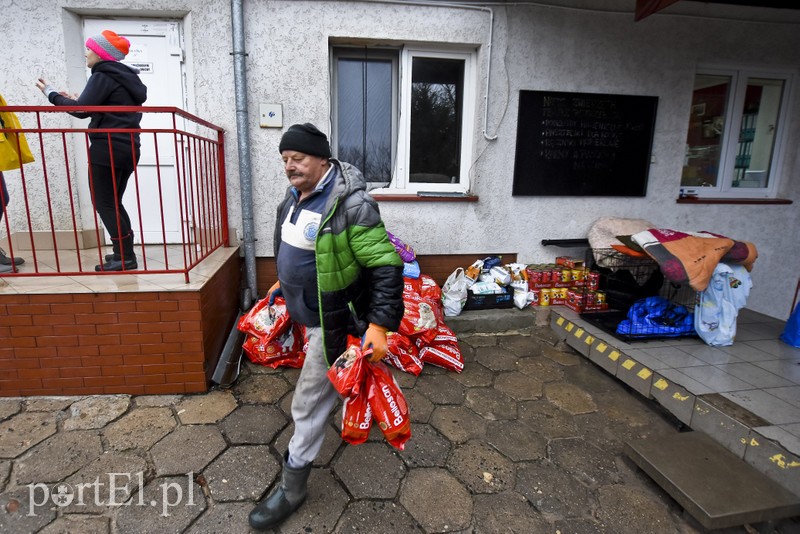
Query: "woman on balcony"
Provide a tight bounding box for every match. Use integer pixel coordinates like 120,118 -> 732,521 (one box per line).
36,30 -> 147,271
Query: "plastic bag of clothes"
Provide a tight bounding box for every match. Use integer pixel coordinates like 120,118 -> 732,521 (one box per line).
616,296 -> 694,338
694,263 -> 752,346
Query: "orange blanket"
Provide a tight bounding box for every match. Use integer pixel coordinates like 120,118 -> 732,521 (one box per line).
631,229 -> 757,292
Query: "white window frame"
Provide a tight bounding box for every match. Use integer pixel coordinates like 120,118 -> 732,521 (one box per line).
688,65 -> 793,199
331,45 -> 477,195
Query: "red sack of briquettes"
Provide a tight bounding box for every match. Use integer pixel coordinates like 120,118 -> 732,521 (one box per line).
384,332 -> 424,376
327,336 -> 366,397
366,362 -> 411,450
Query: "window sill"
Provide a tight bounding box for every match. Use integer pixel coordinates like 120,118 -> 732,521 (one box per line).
372,193 -> 479,202
676,197 -> 792,205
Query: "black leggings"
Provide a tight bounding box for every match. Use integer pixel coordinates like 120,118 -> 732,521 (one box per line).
89,163 -> 134,255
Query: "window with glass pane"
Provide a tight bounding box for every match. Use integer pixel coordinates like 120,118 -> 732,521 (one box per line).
733,78 -> 784,189
409,58 -> 464,184
334,54 -> 394,184
682,68 -> 789,197
682,74 -> 730,188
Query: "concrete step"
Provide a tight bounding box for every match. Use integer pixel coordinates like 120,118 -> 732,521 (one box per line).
443,306 -> 542,336
625,431 -> 800,530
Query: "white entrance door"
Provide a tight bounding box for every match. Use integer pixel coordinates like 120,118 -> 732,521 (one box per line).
81,18 -> 187,244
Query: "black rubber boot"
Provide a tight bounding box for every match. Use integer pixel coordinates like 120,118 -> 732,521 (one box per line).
249,453 -> 312,531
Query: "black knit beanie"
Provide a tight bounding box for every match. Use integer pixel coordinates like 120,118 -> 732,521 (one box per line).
278,123 -> 331,158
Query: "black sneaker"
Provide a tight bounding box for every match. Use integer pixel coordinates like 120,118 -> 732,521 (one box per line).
95,257 -> 138,272
0,247 -> 24,266
105,253 -> 119,262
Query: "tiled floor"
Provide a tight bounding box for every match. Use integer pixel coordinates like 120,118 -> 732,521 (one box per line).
0,244 -> 237,294
554,306 -> 800,457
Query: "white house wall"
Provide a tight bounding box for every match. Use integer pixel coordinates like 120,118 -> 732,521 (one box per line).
1,1 -> 798,320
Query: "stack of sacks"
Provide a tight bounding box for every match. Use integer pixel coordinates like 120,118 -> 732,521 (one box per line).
385,231 -> 464,374
237,296 -> 306,368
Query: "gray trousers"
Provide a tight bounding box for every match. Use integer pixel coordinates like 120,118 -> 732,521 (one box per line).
287,326 -> 340,468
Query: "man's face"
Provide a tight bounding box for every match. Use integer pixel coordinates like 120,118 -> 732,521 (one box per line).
281,150 -> 329,196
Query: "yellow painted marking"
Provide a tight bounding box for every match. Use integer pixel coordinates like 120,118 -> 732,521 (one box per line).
556,317 -> 565,326
621,359 -> 636,370
596,342 -> 607,353
769,454 -> 800,469
584,335 -> 594,345
608,350 -> 620,361
565,323 -> 574,332
672,392 -> 689,401
637,368 -> 652,380
573,328 -> 584,339
653,378 -> 669,391
750,438 -> 759,447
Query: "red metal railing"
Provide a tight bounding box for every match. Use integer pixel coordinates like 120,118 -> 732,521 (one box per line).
0,106 -> 227,283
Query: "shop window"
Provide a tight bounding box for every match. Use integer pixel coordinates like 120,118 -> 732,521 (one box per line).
332,46 -> 475,194
681,67 -> 791,198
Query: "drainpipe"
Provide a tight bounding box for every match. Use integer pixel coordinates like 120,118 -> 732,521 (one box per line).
231,0 -> 257,309
211,0 -> 253,387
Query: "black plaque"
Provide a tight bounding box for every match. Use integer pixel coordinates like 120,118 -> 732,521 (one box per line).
512,90 -> 658,196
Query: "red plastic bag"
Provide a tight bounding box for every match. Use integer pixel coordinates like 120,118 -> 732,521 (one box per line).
366,362 -> 412,450
238,296 -> 292,340
341,386 -> 372,445
327,336 -> 366,397
384,332 -> 423,376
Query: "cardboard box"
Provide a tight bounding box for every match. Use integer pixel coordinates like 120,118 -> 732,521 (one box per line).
556,256 -> 584,269
463,286 -> 514,310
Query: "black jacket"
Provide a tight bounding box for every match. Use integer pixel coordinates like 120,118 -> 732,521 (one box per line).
49,61 -> 147,168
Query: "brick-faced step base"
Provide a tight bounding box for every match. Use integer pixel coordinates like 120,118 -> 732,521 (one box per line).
0,251 -> 241,397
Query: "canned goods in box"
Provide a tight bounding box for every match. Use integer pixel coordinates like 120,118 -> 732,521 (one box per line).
556,287 -> 568,300
571,268 -> 586,283
587,271 -> 600,291
531,289 -> 540,306
594,290 -> 606,305
541,269 -> 551,284
585,290 -> 596,306
561,269 -> 572,283
539,287 -> 551,306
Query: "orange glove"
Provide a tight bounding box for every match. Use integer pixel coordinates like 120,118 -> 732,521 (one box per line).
362,323 -> 388,363
267,280 -> 282,305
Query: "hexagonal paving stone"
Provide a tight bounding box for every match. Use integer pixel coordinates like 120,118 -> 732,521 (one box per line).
115,475 -> 206,534
534,327 -> 563,347
151,426 -> 227,476
459,335 -> 497,349
475,346 -> 520,371
414,374 -> 465,405
486,420 -> 547,462
399,468 -> 472,532
392,370 -> 419,390
563,360 -> 620,394
465,388 -> 517,420
185,501 -> 253,533
448,440 -> 515,494
0,486 -> 57,533
38,515 -> 109,534
398,423 -> 450,468
544,382 -> 597,415
404,389 -> 434,424
518,400 -> 578,439
278,468 -> 349,534
451,361 -> 494,388
498,334 -> 542,358
473,491 -> 549,532
15,430 -> 102,484
549,437 -> 621,487
62,452 -> 148,514
494,371 -> 543,401
176,390 -> 237,424
103,407 -> 176,451
515,459 -> 594,518
516,357 -> 565,383
334,500 -> 423,533
62,396 -> 130,431
333,442 -> 405,499
0,461 -> 10,492
596,484 -> 677,533
593,388 -> 660,427
219,404 -> 288,445
0,399 -> 21,421
234,374 -> 291,405
0,412 -> 57,458
25,397 -> 75,412
542,343 -> 581,366
554,518 -> 608,534
133,394 -> 181,408
429,406 -> 486,444
202,445 -> 278,502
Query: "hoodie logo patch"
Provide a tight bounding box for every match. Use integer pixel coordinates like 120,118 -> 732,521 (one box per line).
303,222 -> 318,242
